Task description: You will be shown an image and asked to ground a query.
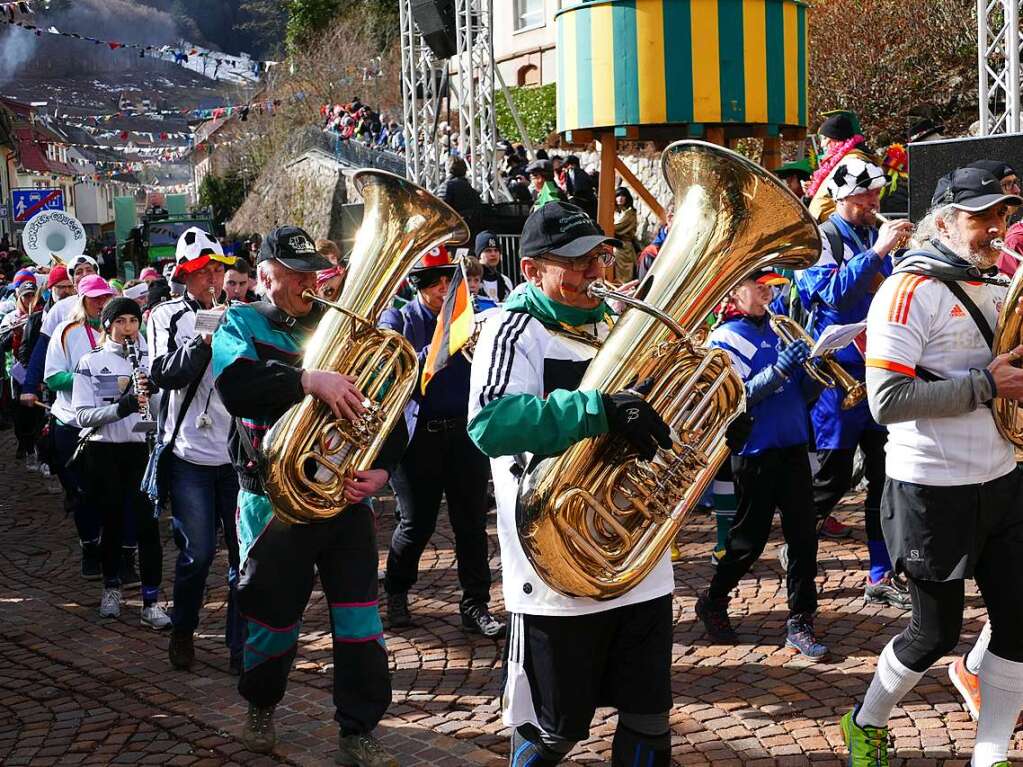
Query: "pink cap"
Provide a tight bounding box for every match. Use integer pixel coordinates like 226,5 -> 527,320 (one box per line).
77,274 -> 116,298
139,267 -> 160,280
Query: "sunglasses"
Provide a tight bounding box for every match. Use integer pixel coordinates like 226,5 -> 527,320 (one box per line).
539,249 -> 615,272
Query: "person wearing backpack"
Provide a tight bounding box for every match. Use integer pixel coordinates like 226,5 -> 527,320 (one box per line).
795,156 -> 914,609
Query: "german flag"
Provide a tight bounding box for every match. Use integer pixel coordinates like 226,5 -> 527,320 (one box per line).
421,263 -> 474,394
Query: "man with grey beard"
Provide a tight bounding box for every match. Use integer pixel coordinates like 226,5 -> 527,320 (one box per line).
842,167 -> 1023,767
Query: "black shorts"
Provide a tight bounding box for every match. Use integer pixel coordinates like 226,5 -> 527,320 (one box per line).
881,465 -> 1023,581
503,595 -> 673,742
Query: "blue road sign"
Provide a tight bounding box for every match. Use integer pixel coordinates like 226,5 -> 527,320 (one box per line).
13,188 -> 65,222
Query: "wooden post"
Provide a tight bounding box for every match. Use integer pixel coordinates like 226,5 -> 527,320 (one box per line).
614,157 -> 667,222
762,135 -> 782,170
704,125 -> 725,146
596,132 -> 617,237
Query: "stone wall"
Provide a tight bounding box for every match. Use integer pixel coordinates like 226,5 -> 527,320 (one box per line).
573,146 -> 670,243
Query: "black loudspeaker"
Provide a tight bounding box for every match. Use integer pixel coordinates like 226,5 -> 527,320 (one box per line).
908,134 -> 1023,220
412,0 -> 458,60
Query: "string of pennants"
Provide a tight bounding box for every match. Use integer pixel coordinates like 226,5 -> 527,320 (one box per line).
0,1 -> 32,22
61,121 -> 192,141
1,16 -> 277,80
55,98 -> 285,124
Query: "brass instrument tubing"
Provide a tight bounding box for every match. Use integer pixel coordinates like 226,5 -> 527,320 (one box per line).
586,282 -> 688,338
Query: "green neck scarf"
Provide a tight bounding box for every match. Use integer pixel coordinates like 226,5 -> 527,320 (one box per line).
506,283 -> 613,329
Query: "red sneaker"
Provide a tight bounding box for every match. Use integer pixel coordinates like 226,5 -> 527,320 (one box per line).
819,515 -> 852,539
948,656 -> 980,720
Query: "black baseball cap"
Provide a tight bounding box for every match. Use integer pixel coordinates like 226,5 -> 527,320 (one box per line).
525,159 -> 554,178
931,168 -> 1023,211
968,159 -> 1017,180
258,226 -> 332,272
520,202 -> 622,259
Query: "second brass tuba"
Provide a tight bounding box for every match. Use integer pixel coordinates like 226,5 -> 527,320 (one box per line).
516,141 -> 821,599
991,238 -> 1023,446
262,170 -> 469,524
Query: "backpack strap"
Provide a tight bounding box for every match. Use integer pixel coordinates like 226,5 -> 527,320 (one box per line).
933,278 -> 995,350
819,218 -> 846,269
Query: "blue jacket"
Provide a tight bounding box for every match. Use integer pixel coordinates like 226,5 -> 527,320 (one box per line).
796,214 -> 891,371
709,315 -> 813,456
379,297 -> 471,421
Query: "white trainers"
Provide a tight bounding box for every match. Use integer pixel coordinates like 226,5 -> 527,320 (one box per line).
141,603 -> 172,630
99,588 -> 121,618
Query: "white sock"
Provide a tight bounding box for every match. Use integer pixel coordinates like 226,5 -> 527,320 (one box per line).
856,639 -> 925,728
972,651 -> 1023,766
966,621 -> 992,675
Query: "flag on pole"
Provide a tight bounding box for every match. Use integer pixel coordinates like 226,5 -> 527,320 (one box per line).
421,262 -> 474,394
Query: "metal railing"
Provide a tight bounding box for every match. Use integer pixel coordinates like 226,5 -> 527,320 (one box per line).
324,131 -> 407,176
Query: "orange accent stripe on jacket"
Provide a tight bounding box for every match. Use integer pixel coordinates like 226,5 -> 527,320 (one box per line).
866,357 -> 916,377
887,274 -> 927,325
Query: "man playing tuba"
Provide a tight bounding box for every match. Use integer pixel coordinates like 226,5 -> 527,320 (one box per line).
212,226 -> 407,766
842,168 -> 1023,767
468,202 -> 675,767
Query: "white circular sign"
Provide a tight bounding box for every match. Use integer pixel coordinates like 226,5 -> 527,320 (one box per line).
21,209 -> 87,267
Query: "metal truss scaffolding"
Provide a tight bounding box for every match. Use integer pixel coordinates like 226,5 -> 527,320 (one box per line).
399,0 -> 498,201
399,0 -> 447,190
978,0 -> 1022,134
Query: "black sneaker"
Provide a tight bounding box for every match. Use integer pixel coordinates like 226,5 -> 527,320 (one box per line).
695,594 -> 738,644
864,572 -> 912,610
118,548 -> 141,587
387,592 -> 412,628
81,541 -> 102,580
461,605 -> 506,638
169,628 -> 195,671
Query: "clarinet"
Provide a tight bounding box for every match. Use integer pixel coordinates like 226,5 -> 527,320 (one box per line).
123,335 -> 157,448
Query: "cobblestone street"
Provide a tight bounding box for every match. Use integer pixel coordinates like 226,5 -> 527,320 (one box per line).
0,430 -> 1019,766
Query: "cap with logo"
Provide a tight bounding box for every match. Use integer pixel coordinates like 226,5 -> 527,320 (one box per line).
967,159 -> 1017,181
408,245 -> 457,289
258,226 -> 332,272
13,269 -> 37,295
67,254 -> 99,274
931,167 -> 1023,211
474,230 -> 501,256
175,226 -> 224,276
520,201 -> 623,259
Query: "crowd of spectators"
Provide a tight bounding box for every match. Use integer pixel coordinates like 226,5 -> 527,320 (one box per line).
321,97 -> 405,154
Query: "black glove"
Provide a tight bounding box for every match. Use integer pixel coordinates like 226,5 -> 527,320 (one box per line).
115,390 -> 141,418
602,378 -> 672,461
724,411 -> 754,452
775,339 -> 810,378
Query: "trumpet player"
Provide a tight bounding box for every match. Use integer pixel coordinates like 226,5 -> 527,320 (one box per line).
468,202 -> 675,767
842,168 -> 1023,767
213,226 -> 406,765
796,155 -> 915,609
695,269 -> 827,660
148,227 -> 243,675
71,297 -> 168,628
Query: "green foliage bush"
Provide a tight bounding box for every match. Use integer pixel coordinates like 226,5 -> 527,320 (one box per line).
495,83 -> 557,144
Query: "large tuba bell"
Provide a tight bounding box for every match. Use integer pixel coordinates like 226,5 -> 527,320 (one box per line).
21,209 -> 87,267
262,170 -> 469,524
516,141 -> 821,599
991,238 -> 1023,447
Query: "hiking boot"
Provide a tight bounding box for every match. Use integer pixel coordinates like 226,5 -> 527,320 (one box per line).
240,704 -> 276,754
81,541 -> 102,580
864,572 -> 912,610
819,514 -> 851,538
840,706 -> 889,766
387,592 -> 411,628
141,603 -> 172,630
336,732 -> 398,767
785,614 -> 828,661
168,628 -> 195,670
99,587 -> 121,618
119,548 -> 141,587
461,604 -> 506,638
695,594 -> 737,644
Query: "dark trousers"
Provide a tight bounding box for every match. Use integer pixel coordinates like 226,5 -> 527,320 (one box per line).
11,383 -> 42,454
237,497 -> 390,734
385,422 -> 491,611
710,446 -> 818,617
53,422 -> 100,543
168,455 -> 243,656
83,442 -> 161,590
813,429 -> 886,542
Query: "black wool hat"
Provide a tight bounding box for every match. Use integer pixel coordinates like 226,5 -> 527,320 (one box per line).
101,296 -> 144,330
818,112 -> 858,140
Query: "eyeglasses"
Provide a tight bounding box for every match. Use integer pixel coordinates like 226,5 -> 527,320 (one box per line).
539,250 -> 615,272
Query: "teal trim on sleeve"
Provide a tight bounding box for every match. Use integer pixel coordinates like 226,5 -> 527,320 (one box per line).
468,389 -> 608,458
212,306 -> 258,379
45,370 -> 74,392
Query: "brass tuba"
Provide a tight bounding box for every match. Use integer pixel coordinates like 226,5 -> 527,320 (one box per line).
262,170 -> 469,524
516,141 -> 821,599
991,238 -> 1023,446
